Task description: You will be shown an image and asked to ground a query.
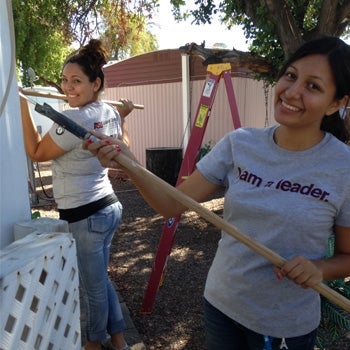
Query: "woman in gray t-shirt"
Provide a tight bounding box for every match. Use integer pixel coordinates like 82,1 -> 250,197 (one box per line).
86,36 -> 350,350
20,39 -> 134,350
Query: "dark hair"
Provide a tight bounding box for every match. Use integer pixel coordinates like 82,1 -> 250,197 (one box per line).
63,39 -> 108,92
278,36 -> 350,143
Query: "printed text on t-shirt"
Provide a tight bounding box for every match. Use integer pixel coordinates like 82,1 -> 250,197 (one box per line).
237,167 -> 330,202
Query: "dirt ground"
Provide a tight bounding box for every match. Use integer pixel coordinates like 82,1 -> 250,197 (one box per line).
32,162 -> 350,350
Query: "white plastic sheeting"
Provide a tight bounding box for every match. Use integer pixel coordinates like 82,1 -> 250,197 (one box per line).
0,0 -> 31,249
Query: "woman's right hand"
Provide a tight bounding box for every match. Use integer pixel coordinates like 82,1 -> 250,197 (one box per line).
116,98 -> 134,118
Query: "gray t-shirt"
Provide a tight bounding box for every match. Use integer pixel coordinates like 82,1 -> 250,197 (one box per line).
49,101 -> 122,209
197,125 -> 350,338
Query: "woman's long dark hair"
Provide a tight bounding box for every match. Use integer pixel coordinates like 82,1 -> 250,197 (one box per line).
278,36 -> 350,143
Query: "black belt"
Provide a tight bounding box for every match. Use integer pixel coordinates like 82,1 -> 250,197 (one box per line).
58,193 -> 118,223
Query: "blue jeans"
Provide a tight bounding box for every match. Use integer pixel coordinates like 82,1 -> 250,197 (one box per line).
69,201 -> 126,342
204,298 -> 317,350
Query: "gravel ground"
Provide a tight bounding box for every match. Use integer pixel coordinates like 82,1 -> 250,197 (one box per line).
33,162 -> 350,350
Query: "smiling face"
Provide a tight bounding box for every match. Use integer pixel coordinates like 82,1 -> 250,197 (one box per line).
61,63 -> 101,108
274,54 -> 343,132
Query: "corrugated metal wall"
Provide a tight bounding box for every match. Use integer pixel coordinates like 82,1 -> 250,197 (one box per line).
103,77 -> 275,167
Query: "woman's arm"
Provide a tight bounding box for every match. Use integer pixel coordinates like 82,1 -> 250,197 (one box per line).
19,93 -> 66,162
115,98 -> 134,147
316,225 -> 350,280
119,116 -> 130,147
84,135 -> 220,218
132,169 -> 220,218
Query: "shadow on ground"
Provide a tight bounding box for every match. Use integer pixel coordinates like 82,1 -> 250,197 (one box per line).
109,178 -> 222,350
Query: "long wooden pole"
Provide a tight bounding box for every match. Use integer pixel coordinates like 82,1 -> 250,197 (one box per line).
21,89 -> 144,110
116,152 -> 350,313
27,98 -> 349,313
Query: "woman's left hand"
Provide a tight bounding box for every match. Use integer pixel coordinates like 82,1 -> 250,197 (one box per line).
274,256 -> 323,288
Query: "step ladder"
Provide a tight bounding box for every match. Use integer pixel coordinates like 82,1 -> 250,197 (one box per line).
141,62 -> 242,313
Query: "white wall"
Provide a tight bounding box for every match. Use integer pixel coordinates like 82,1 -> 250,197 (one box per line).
0,0 -> 31,249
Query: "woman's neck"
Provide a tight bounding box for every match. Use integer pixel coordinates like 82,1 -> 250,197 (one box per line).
273,126 -> 325,151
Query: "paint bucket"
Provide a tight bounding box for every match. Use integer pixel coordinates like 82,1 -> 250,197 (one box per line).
146,147 -> 183,186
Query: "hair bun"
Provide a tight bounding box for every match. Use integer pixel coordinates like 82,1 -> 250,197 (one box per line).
79,39 -> 107,68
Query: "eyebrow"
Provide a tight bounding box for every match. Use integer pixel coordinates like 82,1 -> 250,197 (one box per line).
61,74 -> 83,79
289,64 -> 325,83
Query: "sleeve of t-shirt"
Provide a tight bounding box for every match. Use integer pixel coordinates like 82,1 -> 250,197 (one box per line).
336,180 -> 350,227
196,131 -> 235,187
48,115 -> 81,152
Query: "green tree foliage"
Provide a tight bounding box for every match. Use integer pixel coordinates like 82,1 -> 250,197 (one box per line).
12,0 -> 72,87
170,0 -> 350,78
12,0 -> 159,87
98,0 -> 159,60
13,1 -> 350,84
